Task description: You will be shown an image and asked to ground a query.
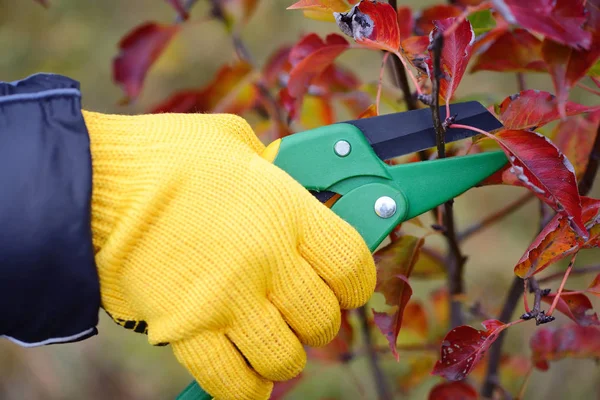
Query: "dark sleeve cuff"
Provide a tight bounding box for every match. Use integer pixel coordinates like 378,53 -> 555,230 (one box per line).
0,73 -> 100,346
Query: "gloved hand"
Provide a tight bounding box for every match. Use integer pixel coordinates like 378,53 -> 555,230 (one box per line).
82,111 -> 376,400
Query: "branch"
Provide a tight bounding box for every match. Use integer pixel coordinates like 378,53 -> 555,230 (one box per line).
357,306 -> 393,400
425,32 -> 467,329
521,277 -> 554,325
537,264 -> 600,284
578,121 -> 600,196
458,193 -> 535,241
481,275 -> 523,397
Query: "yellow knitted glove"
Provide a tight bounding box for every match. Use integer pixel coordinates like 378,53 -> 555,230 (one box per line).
82,111 -> 376,400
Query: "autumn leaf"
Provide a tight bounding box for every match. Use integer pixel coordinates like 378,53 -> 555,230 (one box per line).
414,5 -> 461,35
514,197 -> 600,278
541,0 -> 600,118
165,0 -> 188,20
263,45 -> 292,87
113,22 -> 180,102
530,324 -> 600,370
397,6 -> 414,40
334,0 -> 401,53
554,111 -> 600,180
428,381 -> 478,400
299,95 -> 335,129
467,9 -> 496,36
470,29 -> 546,73
401,35 -> 429,64
587,274 -> 600,298
374,234 -> 424,287
398,355 -> 437,392
372,275 -> 413,361
148,62 -> 257,114
491,0 -> 592,50
287,33 -> 350,98
541,291 -> 600,326
488,129 -> 587,239
432,320 -> 510,381
287,0 -> 351,12
426,18 -> 475,103
357,104 -> 378,119
215,0 -> 260,30
400,301 -> 429,340
497,90 -> 600,130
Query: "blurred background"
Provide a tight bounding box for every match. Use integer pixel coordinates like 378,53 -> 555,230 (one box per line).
0,0 -> 599,399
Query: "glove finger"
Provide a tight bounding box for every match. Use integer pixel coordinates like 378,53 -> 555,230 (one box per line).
271,254 -> 341,347
172,331 -> 272,400
298,201 -> 377,310
227,298 -> 306,382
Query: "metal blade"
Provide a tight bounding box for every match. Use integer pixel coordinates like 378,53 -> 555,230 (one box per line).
341,101 -> 503,161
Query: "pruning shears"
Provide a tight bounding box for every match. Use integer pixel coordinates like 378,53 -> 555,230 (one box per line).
177,101 -> 508,400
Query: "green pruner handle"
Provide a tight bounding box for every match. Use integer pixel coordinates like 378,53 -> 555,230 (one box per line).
176,381 -> 212,400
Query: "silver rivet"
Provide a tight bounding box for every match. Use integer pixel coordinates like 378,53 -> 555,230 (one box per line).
374,196 -> 396,218
334,140 -> 351,157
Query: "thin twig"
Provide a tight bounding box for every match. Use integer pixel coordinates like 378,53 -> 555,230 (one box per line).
458,193 -> 535,241
376,53 -> 391,115
576,81 -> 600,96
547,253 -> 578,316
515,365 -> 534,400
357,306 -> 393,400
175,0 -> 199,22
578,121 -> 600,196
537,264 -> 600,284
481,276 -> 523,397
516,73 -> 526,92
426,32 -> 467,328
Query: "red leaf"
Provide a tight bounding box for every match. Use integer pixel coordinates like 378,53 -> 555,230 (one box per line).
401,35 -> 429,63
542,0 -> 600,118
490,129 -> 587,239
587,274 -> 600,298
428,381 -> 478,400
263,46 -> 292,87
148,62 -> 257,114
397,6 -> 414,40
113,22 -> 180,102
426,18 -> 475,103
432,320 -> 509,381
542,291 -> 600,326
287,33 -> 349,98
497,90 -> 600,130
514,197 -> 600,278
530,324 -> 600,370
279,87 -> 301,121
165,0 -> 188,20
470,29 -> 546,73
271,373 -> 304,399
492,0 -> 592,50
415,5 -> 462,35
554,111 -> 600,180
372,275 -> 413,361
334,0 -> 401,52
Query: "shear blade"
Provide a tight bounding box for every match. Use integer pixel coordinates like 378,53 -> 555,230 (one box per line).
341,101 -> 503,161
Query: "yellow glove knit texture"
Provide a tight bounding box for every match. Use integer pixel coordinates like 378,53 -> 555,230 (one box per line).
82,111 -> 376,400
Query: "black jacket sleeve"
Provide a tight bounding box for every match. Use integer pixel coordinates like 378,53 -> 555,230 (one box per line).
0,73 -> 100,346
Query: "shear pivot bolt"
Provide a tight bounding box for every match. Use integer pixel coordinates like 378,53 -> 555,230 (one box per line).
375,196 -> 397,219
334,140 -> 351,157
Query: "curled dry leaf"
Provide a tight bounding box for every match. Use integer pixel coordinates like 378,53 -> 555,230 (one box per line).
372,275 -> 413,361
148,62 -> 257,114
530,324 -> 600,370
489,130 -> 587,239
497,90 -> 600,130
514,197 -> 600,278
470,29 -> 546,73
334,0 -> 401,53
432,320 -> 510,381
541,291 -> 600,326
428,381 -> 478,400
113,22 -> 181,102
491,0 -> 592,50
426,18 -> 475,103
554,111 -> 600,180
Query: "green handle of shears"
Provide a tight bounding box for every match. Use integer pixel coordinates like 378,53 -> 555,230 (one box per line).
175,123 -> 508,399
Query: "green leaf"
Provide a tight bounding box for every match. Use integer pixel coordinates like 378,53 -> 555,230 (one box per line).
587,59 -> 600,77
467,10 -> 496,36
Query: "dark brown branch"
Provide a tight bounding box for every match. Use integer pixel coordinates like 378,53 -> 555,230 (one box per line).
538,264 -> 600,284
357,307 -> 393,400
425,32 -> 467,328
481,275 -> 523,398
578,121 -> 600,196
458,193 -> 534,241
521,277 -> 554,325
